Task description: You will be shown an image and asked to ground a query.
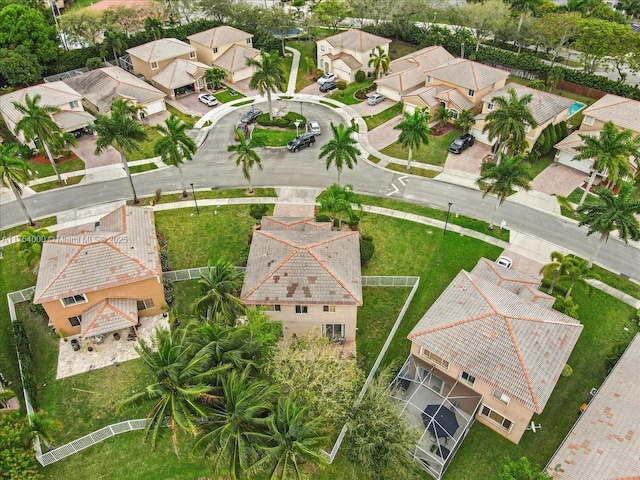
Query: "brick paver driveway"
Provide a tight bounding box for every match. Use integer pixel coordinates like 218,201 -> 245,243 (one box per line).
444,142 -> 491,175
367,115 -> 403,151
531,163 -> 587,196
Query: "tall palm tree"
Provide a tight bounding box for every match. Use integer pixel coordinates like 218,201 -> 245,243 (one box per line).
319,183 -> 362,229
572,121 -> 638,207
100,31 -> 127,61
153,114 -> 197,198
18,226 -> 54,268
320,123 -> 361,184
540,251 -> 573,294
477,154 -> 534,229
393,109 -> 432,170
249,397 -> 329,480
118,326 -> 226,455
12,94 -> 77,184
368,45 -> 390,79
577,182 -> 640,266
144,16 -> 164,40
246,51 -> 286,120
193,259 -> 246,324
0,143 -> 34,226
205,67 -> 227,90
93,99 -> 148,204
196,368 -> 277,480
557,257 -> 596,299
483,88 -> 537,161
192,322 -> 252,372
454,109 -> 476,134
228,134 -> 265,194
508,0 -> 542,32
434,106 -> 453,129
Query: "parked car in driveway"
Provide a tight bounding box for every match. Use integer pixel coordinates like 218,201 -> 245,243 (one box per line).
448,133 -> 475,154
317,73 -> 337,85
198,93 -> 219,107
241,108 -> 262,124
287,133 -> 316,152
320,81 -> 338,93
234,122 -> 249,141
308,121 -> 321,135
496,256 -> 513,269
367,93 -> 385,105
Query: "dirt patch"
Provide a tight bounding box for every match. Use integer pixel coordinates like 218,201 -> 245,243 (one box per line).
30,152 -> 78,165
431,124 -> 455,137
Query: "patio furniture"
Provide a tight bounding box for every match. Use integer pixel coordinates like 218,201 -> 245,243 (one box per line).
422,404 -> 459,440
434,444 -> 451,460
70,339 -> 81,351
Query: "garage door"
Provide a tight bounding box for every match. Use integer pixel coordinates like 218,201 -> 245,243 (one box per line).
470,127 -> 492,146
144,100 -> 166,115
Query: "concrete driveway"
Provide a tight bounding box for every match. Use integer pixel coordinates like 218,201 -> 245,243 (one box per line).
299,83 -> 330,96
71,135 -> 120,169
367,115 -> 403,151
351,97 -> 394,116
168,93 -> 214,117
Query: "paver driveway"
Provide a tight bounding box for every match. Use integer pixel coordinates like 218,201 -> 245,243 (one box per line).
530,163 -> 587,196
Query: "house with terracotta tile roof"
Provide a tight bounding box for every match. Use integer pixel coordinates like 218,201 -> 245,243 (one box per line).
471,82 -> 575,151
34,206 -> 165,337
241,214 -> 362,342
554,94 -> 640,174
187,26 -> 261,83
403,59 -> 509,119
316,29 -> 391,83
546,333 -> 640,480
126,38 -> 198,82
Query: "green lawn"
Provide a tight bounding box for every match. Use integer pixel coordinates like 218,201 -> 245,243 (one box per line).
328,80 -> 374,105
131,188 -> 277,207
129,163 -> 158,174
125,128 -> 163,161
166,105 -> 197,126
389,41 -> 420,60
506,76 -> 596,105
252,128 -> 298,147
591,265 -> 640,300
529,153 -> 555,178
0,216 -> 57,239
380,129 -> 460,167
26,157 -> 85,180
213,87 -> 245,103
384,162 -> 440,178
364,102 -> 403,130
232,99 -> 255,108
287,40 -> 317,92
31,175 -> 84,192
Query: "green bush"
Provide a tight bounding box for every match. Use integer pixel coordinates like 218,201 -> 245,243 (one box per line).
85,57 -> 103,70
360,236 -> 375,266
160,249 -> 171,272
12,318 -> 38,408
548,123 -> 558,147
355,70 -> 366,83
249,204 -> 269,220
28,295 -> 46,315
336,80 -> 348,90
557,121 -> 568,140
163,277 -> 175,305
256,112 -> 306,129
562,364 -> 573,377
316,214 -> 331,222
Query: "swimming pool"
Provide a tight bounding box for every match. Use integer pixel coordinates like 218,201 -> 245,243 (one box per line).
568,101 -> 585,117
273,27 -> 304,39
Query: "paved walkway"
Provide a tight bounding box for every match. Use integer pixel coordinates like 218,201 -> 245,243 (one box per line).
284,47 -> 300,95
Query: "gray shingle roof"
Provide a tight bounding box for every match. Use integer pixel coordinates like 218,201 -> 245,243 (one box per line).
322,29 -> 391,52
51,110 -> 96,131
62,67 -> 165,113
424,59 -> 509,91
241,230 -> 362,305
151,58 -> 210,90
377,46 -> 455,94
547,333 -> 640,480
187,26 -> 253,49
80,298 -> 138,337
408,268 -> 582,413
488,83 -> 574,125
213,44 -> 260,73
34,206 -> 162,304
0,81 -> 83,126
582,94 -> 640,133
126,38 -> 196,63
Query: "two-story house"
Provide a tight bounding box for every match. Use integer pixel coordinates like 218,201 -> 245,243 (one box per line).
34,206 -> 165,338
0,82 -> 96,148
241,212 -> 362,343
554,94 -> 640,174
402,59 -> 509,118
316,29 -> 391,82
62,66 -> 166,117
187,26 -> 261,83
471,83 -> 575,151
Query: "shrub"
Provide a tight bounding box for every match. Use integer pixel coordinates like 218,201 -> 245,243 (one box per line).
17,144 -> 34,161
314,69 -> 324,80
548,123 -> 558,148
557,121 -> 568,140
292,0 -> 304,6
562,364 -> 573,377
360,236 -> 375,266
29,295 -> 46,315
239,244 -> 251,267
154,188 -> 162,205
86,57 -> 103,70
249,204 -> 269,220
257,113 -> 290,128
316,214 -> 331,222
160,249 -> 171,272
336,80 -> 347,90
12,319 -> 38,408
355,70 -> 366,83
163,277 -> 175,305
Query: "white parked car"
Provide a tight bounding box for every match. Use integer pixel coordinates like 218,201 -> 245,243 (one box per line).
198,93 -> 219,107
317,73 -> 337,85
496,256 -> 513,269
308,121 -> 321,135
367,93 -> 386,105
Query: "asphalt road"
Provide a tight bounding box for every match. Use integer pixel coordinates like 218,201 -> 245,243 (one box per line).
2,101 -> 639,281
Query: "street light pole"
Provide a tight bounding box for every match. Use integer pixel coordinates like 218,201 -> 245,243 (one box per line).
443,202 -> 452,236
300,101 -> 303,117
190,183 -> 200,215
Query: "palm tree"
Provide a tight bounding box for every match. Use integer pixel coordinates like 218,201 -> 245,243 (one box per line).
454,109 -> 475,134
249,397 -> 328,480
483,88 -> 537,160
320,123 -> 361,184
434,106 -> 453,129
0,143 -> 34,226
319,183 -> 362,229
577,182 -> 640,266
100,31 -> 127,61
540,251 -> 573,294
153,114 -> 197,198
393,109 -> 432,170
477,154 -> 534,229
12,94 -> 77,184
557,257 -> 596,299
508,0 -> 542,32
205,67 -> 227,90
144,16 -> 164,40
196,368 -> 277,480
192,322 -> 252,372
246,51 -> 286,120
193,259 -> 246,324
118,326 -> 226,455
368,45 -> 390,79
616,0 -> 640,19
93,99 -> 148,204
228,134 -> 265,194
18,226 -> 54,268
572,121 -> 638,207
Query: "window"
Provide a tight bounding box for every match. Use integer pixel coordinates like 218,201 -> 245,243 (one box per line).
137,298 -> 154,310
419,347 -> 449,369
189,51 -> 196,59
460,371 -> 476,387
323,324 -> 345,339
246,38 -> 251,44
319,59 -> 324,68
68,316 -> 81,327
61,294 -> 87,307
151,61 -> 158,70
468,89 -> 475,97
212,47 -> 218,54
480,405 -> 514,432
70,100 -> 79,109
427,75 -> 432,84
295,305 -> 308,314
487,102 -> 494,111
449,109 -> 458,119
321,45 -> 325,52
492,390 -> 510,405
583,116 -> 594,126
256,304 -> 281,312
323,305 -> 336,313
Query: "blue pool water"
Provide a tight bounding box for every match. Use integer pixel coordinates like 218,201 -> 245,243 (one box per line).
568,102 -> 585,117
273,28 -> 304,39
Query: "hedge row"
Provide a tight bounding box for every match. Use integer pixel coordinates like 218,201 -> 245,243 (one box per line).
12,318 -> 38,409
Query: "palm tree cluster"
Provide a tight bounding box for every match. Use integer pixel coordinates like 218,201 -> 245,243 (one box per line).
541,251 -> 597,299
319,183 -> 363,229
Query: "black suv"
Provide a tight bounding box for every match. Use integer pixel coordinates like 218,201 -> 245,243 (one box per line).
319,81 -> 338,93
240,108 -> 263,124
287,133 -> 316,152
448,133 -> 475,154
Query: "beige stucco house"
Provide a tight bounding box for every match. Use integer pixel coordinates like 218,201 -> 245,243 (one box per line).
34,206 -> 165,337
316,29 -> 391,83
241,211 -> 362,343
127,38 -> 198,81
0,82 -> 95,148
403,59 -> 509,119
62,66 -> 166,117
555,94 -> 640,174
472,82 -> 574,151
187,26 -> 260,83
